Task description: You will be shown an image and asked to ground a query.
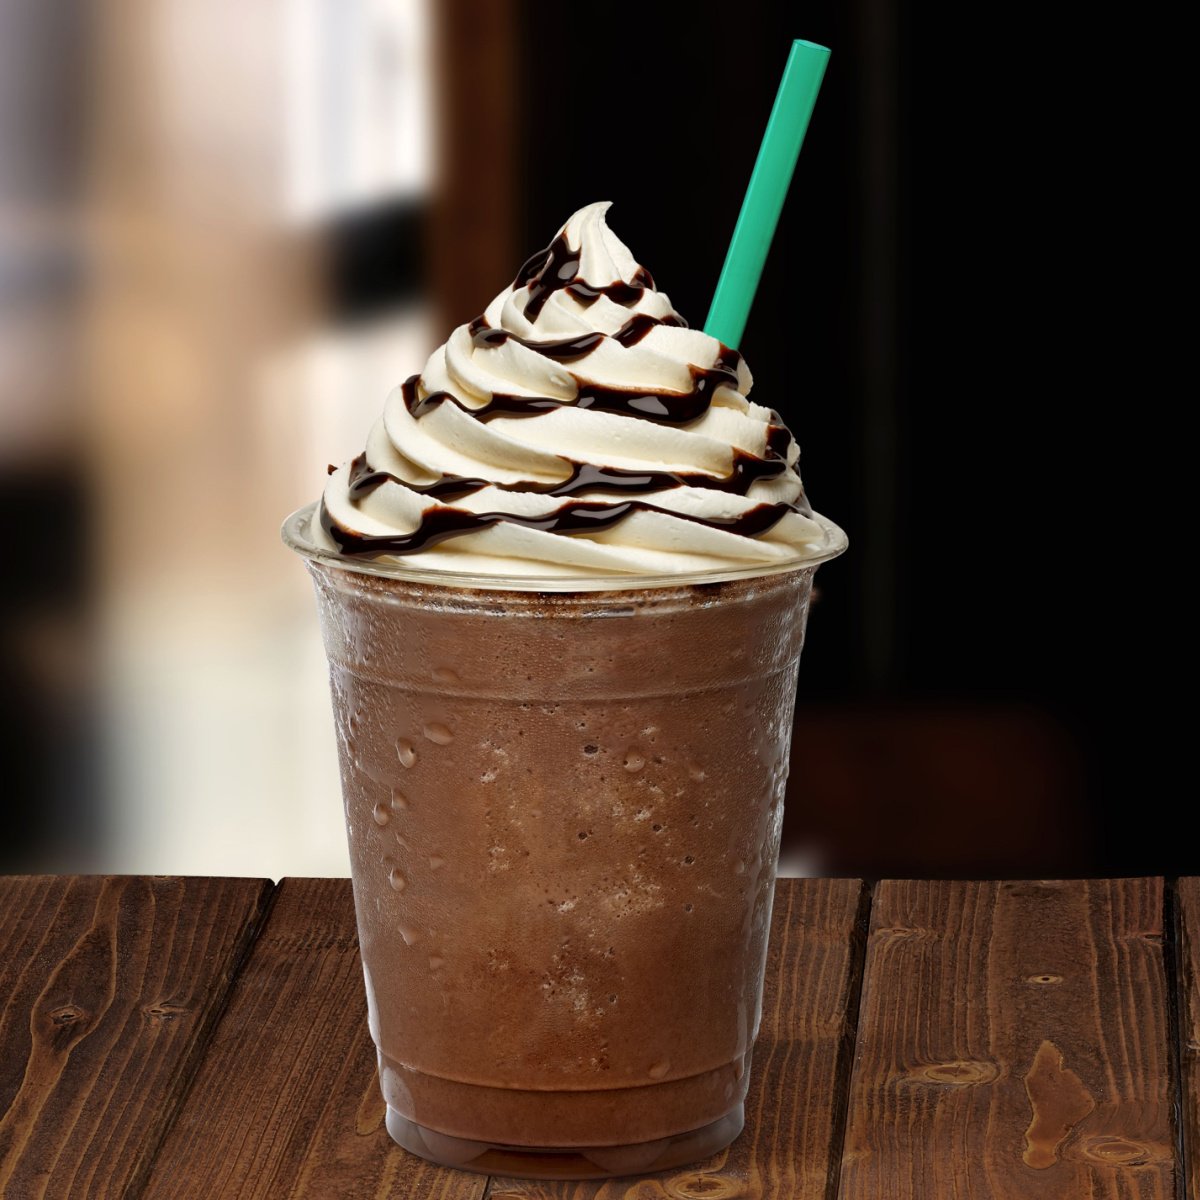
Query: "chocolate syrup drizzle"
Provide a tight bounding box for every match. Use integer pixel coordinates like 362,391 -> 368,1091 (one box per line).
346,436 -> 807,508
323,453 -> 799,558
403,359 -> 740,426
467,310 -> 686,362
514,232 -> 659,322
325,431 -> 813,558
321,229 -> 813,558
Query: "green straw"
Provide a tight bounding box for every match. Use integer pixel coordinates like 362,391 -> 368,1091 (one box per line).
704,40 -> 830,348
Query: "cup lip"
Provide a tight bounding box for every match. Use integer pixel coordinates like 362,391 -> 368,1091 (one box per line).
281,502 -> 848,594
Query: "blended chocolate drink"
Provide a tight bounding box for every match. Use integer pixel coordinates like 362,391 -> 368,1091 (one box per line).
284,203 -> 845,1179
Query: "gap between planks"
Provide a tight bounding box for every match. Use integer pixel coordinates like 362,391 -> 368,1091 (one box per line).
1171,877 -> 1200,1200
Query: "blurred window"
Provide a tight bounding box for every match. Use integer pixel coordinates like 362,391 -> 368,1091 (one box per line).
284,0 -> 433,223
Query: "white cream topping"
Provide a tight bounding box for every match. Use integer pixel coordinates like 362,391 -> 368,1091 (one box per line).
316,202 -> 834,577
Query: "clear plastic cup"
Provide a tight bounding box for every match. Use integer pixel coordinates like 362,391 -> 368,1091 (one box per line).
283,503 -> 846,1179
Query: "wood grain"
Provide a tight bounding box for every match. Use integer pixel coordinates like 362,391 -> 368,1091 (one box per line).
483,877 -> 869,1200
0,874 -> 271,1199
139,878 -> 485,1200
1174,878 -> 1200,1199
839,879 -> 1178,1199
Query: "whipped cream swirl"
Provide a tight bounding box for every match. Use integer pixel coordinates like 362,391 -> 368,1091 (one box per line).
317,202 -> 834,577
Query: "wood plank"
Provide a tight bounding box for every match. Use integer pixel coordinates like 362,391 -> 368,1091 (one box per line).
0,874 -> 271,1199
839,879 -> 1178,1199
483,877 -> 869,1200
1174,878 -> 1200,1199
139,878 -> 485,1200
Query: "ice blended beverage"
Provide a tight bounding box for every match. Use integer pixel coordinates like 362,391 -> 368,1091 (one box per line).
285,203 -> 845,1178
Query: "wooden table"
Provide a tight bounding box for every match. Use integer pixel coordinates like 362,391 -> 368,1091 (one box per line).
1,876 -> 1196,1198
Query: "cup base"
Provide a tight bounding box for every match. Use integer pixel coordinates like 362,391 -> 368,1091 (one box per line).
385,1102 -> 744,1180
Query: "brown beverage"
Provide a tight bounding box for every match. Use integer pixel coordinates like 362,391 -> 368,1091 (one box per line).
287,202 -> 845,1177
284,526 -> 838,1178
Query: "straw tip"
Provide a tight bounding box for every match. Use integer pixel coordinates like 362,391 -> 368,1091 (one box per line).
791,39 -> 831,56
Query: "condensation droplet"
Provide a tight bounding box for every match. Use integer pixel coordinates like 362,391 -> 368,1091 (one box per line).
389,867 -> 407,892
624,750 -> 645,773
390,787 -> 409,811
648,1061 -> 670,1079
399,925 -> 419,946
396,738 -> 416,768
372,802 -> 391,827
428,855 -> 445,870
423,722 -> 454,745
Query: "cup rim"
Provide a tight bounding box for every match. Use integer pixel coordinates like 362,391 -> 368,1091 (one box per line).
281,502 -> 848,594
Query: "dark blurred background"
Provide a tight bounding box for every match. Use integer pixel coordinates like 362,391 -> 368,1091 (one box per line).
0,1 -> 1172,879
